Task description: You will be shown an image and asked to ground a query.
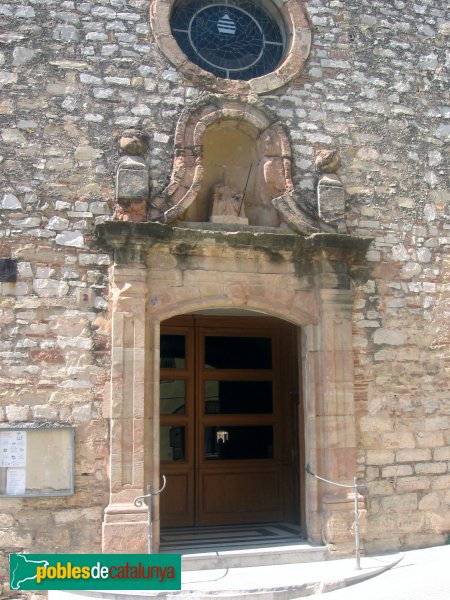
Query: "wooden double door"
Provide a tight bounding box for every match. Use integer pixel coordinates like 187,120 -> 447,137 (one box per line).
159,315 -> 301,528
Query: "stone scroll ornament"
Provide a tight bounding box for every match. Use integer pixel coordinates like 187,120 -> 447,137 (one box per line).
114,129 -> 150,222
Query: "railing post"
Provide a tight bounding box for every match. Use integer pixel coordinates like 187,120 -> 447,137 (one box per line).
306,466 -> 363,569
134,475 -> 167,554
354,477 -> 361,570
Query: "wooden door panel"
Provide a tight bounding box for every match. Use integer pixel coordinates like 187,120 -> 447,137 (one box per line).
160,316 -> 300,529
160,471 -> 194,527
160,324 -> 195,527
198,469 -> 282,525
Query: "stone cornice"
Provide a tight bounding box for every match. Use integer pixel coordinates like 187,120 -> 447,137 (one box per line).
95,221 -> 373,270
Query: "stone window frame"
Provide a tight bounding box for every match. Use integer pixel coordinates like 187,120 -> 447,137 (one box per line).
150,0 -> 312,94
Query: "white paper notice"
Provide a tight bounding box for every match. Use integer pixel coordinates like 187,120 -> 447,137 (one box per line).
6,468 -> 26,495
0,430 -> 27,467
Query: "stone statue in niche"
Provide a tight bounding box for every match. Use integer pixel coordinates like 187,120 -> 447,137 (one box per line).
212,181 -> 243,216
210,170 -> 248,225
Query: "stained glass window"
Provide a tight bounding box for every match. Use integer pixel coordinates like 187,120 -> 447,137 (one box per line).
170,0 -> 285,80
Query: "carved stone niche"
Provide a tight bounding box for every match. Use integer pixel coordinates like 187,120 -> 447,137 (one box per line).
149,98 -> 325,235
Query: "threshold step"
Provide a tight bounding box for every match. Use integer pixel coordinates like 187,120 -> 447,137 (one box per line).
181,543 -> 327,570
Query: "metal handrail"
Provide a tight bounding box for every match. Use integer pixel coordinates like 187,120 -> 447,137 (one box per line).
134,475 -> 167,553
306,465 -> 364,569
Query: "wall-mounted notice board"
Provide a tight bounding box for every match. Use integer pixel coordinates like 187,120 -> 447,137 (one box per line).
0,426 -> 74,497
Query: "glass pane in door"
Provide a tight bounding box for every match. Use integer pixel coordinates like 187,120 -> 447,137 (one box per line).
160,380 -> 186,414
160,426 -> 186,461
160,335 -> 185,368
204,426 -> 273,460
204,336 -> 272,369
204,381 -> 273,414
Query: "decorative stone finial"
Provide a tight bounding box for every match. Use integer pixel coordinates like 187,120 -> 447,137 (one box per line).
118,129 -> 149,157
315,148 -> 341,173
114,130 -> 150,222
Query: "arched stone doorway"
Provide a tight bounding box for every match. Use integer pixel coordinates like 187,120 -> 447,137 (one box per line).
98,221 -> 370,554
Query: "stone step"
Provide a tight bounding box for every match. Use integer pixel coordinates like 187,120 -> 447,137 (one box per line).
180,543 -> 327,570
48,554 -> 403,600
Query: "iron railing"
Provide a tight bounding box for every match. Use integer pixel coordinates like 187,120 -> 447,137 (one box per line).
306,464 -> 366,569
134,475 -> 167,553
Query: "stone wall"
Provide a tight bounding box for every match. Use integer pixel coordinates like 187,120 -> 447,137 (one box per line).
0,0 -> 449,587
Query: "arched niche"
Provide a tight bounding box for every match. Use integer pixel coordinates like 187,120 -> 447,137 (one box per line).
183,119 -> 285,227
151,100 -> 295,228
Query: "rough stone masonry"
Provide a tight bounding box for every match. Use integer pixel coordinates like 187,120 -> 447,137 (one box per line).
0,0 -> 449,592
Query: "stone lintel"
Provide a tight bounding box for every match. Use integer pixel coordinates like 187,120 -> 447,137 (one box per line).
95,221 -> 372,271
